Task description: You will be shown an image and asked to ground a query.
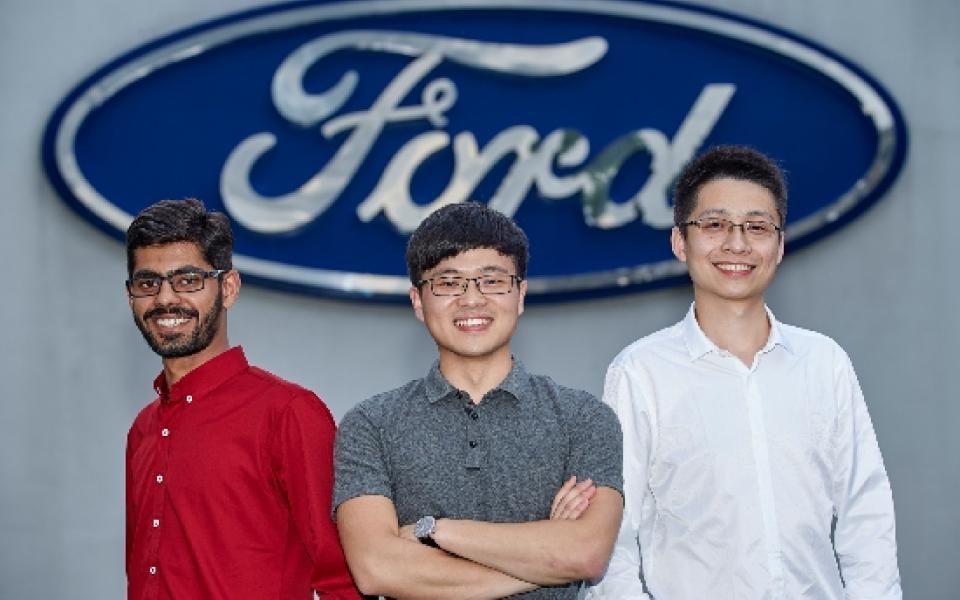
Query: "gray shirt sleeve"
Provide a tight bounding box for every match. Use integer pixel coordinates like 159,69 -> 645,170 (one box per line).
332,404 -> 393,513
564,390 -> 624,496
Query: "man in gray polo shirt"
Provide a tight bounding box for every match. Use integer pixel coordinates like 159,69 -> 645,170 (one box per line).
334,202 -> 623,598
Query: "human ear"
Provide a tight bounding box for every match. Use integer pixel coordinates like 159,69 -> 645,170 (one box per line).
409,286 -> 425,322
221,270 -> 241,309
670,226 -> 687,262
517,278 -> 527,316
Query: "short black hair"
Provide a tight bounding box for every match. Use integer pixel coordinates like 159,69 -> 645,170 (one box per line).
673,145 -> 787,233
126,198 -> 233,275
405,202 -> 529,285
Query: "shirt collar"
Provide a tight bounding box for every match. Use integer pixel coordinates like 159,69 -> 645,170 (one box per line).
153,346 -> 249,404
764,310 -> 792,355
682,303 -> 792,361
424,358 -> 529,403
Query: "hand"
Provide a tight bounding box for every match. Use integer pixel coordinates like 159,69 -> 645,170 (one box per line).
398,523 -> 418,543
550,476 -> 596,520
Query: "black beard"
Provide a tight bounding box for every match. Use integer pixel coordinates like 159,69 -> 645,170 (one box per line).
133,287 -> 224,359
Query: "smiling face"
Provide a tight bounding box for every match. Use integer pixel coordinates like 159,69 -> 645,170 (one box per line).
410,248 -> 526,368
671,177 -> 784,308
128,241 -> 239,364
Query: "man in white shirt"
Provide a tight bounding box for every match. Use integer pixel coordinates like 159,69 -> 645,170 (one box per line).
588,146 -> 901,599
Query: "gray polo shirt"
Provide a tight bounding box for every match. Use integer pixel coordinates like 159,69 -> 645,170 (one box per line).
334,359 -> 623,599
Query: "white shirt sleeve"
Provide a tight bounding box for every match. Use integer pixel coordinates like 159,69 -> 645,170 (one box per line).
586,363 -> 654,599
831,349 -> 902,600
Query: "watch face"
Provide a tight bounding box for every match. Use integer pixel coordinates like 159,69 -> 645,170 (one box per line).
415,516 -> 435,539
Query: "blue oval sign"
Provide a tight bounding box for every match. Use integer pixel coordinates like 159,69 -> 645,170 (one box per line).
42,0 -> 907,301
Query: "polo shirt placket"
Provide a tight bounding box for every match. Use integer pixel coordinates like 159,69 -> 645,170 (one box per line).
462,394 -> 484,469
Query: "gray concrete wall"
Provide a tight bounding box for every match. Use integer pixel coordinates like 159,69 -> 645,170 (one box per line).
1,0 -> 957,597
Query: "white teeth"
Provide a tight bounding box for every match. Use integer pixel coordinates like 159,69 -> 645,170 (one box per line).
717,263 -> 753,272
455,318 -> 490,327
156,317 -> 189,327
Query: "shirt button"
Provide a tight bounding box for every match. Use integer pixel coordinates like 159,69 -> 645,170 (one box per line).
470,411 -> 479,420
185,395 -> 193,404
152,519 -> 160,528
156,474 -> 164,484
149,566 -> 157,575
469,440 -> 478,448
161,428 -> 170,437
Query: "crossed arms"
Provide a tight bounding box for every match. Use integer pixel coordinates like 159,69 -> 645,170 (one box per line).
336,477 -> 623,599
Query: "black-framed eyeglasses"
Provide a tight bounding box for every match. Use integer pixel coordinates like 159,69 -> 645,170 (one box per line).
417,274 -> 522,297
682,217 -> 782,239
126,269 -> 227,298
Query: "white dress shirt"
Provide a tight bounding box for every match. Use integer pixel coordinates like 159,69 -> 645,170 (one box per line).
587,304 -> 901,600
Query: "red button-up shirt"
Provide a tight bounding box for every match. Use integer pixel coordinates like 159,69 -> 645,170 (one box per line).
126,347 -> 360,599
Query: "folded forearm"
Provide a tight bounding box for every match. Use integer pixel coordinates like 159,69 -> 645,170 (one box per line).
349,537 -> 537,599
432,488 -> 621,585
432,518 -> 611,586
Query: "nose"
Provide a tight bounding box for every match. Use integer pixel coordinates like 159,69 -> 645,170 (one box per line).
457,278 -> 487,305
154,277 -> 182,305
721,223 -> 751,253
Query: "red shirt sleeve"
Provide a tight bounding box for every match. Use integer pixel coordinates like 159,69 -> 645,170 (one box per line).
271,391 -> 361,599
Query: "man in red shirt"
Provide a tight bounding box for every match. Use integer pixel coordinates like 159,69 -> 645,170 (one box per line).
124,198 -> 359,599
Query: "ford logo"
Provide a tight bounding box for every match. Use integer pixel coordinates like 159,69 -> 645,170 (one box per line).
42,0 -> 907,301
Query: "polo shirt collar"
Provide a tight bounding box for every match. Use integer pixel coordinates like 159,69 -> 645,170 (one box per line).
495,359 -> 531,402
682,303 -> 792,361
154,346 -> 249,404
423,361 -> 452,402
424,358 -> 530,403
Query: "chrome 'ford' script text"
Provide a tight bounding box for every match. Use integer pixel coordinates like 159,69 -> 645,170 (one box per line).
220,31 -> 735,234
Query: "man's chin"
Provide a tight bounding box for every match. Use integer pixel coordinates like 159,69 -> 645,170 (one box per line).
144,333 -> 200,359
155,343 -> 202,359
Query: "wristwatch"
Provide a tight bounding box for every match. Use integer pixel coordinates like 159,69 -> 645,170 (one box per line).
414,515 -> 438,547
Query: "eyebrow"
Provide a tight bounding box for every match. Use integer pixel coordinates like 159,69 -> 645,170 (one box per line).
695,208 -> 776,220
132,266 -> 207,278
431,265 -> 511,277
